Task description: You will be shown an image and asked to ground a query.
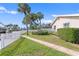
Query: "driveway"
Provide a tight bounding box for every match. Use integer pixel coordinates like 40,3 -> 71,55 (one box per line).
0,31 -> 26,49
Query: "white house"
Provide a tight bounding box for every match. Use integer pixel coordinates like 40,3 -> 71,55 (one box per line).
52,14 -> 79,32
0,23 -> 6,33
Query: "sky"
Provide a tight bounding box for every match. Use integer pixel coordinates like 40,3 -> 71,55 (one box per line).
0,3 -> 79,28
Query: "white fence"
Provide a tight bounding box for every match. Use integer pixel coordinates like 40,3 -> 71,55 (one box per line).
0,31 -> 25,49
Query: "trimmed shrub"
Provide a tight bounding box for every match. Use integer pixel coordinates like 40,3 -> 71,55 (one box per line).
32,30 -> 50,35
57,28 -> 79,44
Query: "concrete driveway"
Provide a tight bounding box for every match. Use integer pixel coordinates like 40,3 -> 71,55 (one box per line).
0,31 -> 26,49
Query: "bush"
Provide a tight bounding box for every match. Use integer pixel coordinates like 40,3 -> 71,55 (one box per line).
32,30 -> 50,35
57,28 -> 79,44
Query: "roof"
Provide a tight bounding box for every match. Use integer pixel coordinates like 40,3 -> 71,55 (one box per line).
0,22 -> 7,30
52,14 -> 79,17
52,14 -> 79,25
0,22 -> 5,27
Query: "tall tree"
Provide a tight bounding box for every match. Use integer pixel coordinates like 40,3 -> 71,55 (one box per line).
30,13 -> 38,29
37,12 -> 44,29
31,13 -> 38,25
22,15 -> 31,34
29,13 -> 44,30
18,3 -> 31,35
18,3 -> 31,15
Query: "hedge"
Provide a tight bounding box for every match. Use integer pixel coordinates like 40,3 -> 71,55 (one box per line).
57,28 -> 79,44
32,30 -> 50,35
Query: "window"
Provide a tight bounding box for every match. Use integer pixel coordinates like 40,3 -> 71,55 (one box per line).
54,25 -> 56,30
63,22 -> 70,28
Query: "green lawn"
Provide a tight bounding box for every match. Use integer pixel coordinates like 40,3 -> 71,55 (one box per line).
0,37 -> 68,56
27,33 -> 79,51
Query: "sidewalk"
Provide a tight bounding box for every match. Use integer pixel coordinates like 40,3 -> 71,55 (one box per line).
22,35 -> 79,56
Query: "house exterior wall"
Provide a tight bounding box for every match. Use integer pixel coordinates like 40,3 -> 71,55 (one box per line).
52,16 -> 79,31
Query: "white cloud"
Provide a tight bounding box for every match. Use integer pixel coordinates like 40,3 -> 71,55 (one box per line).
6,10 -> 18,14
0,6 -> 18,14
0,6 -> 7,11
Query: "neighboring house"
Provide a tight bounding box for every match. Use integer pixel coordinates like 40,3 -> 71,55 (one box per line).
41,23 -> 53,32
52,14 -> 79,32
0,27 -> 6,33
0,23 -> 6,33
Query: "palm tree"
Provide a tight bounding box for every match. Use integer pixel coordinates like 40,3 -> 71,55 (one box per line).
37,12 -> 44,29
18,3 -> 31,15
31,13 -> 38,25
22,15 -> 31,35
29,12 -> 44,30
18,3 -> 31,35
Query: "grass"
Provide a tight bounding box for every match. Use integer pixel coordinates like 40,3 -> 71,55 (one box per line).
26,33 -> 79,51
0,37 -> 68,56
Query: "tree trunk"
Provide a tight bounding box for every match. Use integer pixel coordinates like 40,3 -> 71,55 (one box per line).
24,12 -> 26,15
26,25 -> 29,35
24,11 -> 29,15
40,20 -> 41,30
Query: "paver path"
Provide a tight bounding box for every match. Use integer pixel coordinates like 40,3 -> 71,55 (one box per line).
22,35 -> 79,56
